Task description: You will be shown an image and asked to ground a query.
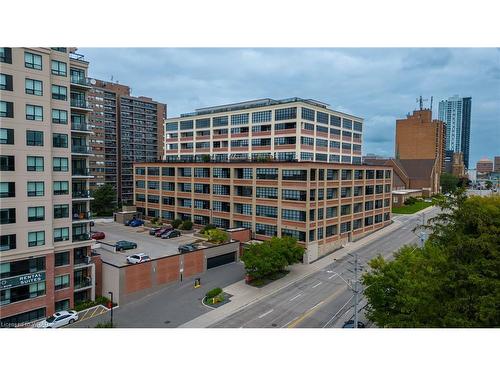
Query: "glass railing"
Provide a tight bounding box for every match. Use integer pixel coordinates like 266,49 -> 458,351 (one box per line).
72,190 -> 92,199
72,168 -> 92,176
72,233 -> 91,242
71,145 -> 93,154
74,278 -> 92,289
71,122 -> 91,132
70,76 -> 91,86
70,99 -> 92,109
72,211 -> 92,221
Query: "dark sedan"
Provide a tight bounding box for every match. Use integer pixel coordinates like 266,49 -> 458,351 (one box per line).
161,230 -> 181,239
342,320 -> 366,328
178,243 -> 197,253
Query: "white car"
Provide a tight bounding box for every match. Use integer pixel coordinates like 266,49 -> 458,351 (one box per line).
126,253 -> 151,264
35,310 -> 79,328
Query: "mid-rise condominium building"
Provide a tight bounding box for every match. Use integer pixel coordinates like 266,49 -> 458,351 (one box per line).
88,79 -> 166,204
438,95 -> 472,169
0,47 -> 99,327
164,98 -> 363,164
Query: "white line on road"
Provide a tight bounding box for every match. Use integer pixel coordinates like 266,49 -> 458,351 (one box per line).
328,274 -> 337,280
322,295 -> 354,328
308,301 -> 325,311
312,282 -> 322,289
281,316 -> 300,328
289,293 -> 302,302
258,309 -> 274,319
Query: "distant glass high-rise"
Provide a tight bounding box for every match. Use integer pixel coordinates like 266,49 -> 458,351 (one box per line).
438,95 -> 472,168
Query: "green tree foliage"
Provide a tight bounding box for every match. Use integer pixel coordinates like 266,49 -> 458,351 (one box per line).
171,219 -> 182,229
180,220 -> 193,230
241,236 -> 305,280
440,172 -> 459,194
363,190 -> 500,327
485,180 -> 493,189
205,229 -> 229,244
91,184 -> 117,216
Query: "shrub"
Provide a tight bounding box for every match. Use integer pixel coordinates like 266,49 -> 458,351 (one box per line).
95,321 -> 113,328
206,287 -> 223,299
404,197 -> 417,205
171,218 -> 183,229
180,220 -> 193,230
200,224 -> 216,234
205,228 -> 229,244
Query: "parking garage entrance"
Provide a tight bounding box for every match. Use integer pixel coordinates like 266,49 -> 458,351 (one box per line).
207,252 -> 236,269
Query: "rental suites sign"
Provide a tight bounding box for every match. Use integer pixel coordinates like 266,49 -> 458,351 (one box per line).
0,272 -> 46,290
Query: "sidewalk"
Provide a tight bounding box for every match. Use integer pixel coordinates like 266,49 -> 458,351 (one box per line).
180,220 -> 404,328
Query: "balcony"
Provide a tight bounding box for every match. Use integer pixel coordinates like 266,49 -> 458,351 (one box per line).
72,190 -> 92,199
71,122 -> 92,133
71,145 -> 93,155
70,99 -> 92,111
72,168 -> 93,177
70,76 -> 92,88
72,233 -> 91,242
74,277 -> 92,290
72,211 -> 92,222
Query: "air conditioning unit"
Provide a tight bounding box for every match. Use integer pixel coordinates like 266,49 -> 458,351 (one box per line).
85,256 -> 91,264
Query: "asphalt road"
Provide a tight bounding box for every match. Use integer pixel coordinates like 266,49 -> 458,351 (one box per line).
212,207 -> 440,328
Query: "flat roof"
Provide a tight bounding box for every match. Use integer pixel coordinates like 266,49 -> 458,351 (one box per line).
392,189 -> 423,195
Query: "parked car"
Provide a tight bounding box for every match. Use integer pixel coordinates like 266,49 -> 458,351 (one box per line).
129,219 -> 144,227
91,231 -> 105,240
161,229 -> 181,239
178,243 -> 198,253
149,225 -> 172,236
35,310 -> 79,328
126,253 -> 151,264
155,227 -> 172,237
115,240 -> 137,251
342,320 -> 366,328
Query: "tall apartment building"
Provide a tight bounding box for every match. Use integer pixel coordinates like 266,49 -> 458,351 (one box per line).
395,109 -> 446,172
494,156 -> 500,173
88,79 -> 166,204
134,161 -> 392,263
0,47 -> 99,326
164,98 -> 363,164
438,95 -> 472,168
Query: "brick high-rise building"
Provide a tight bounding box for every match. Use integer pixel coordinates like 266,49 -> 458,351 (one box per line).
476,158 -> 493,175
1,48 -> 100,326
87,79 -> 166,204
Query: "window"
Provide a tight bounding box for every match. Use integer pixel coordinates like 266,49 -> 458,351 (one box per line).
51,60 -> 67,76
147,195 -> 159,204
51,85 -> 67,100
180,120 -> 193,130
0,74 -> 13,91
26,104 -> 43,121
162,167 -> 175,176
212,116 -> 228,127
53,181 -> 69,195
25,52 -> 42,70
256,168 -> 277,180
341,204 -> 351,216
54,227 -> 69,242
317,227 -> 324,240
135,167 -> 145,175
1,182 -> 16,198
0,48 -> 12,64
326,206 -> 337,219
212,184 -> 230,196
342,118 -> 353,129
55,274 -> 70,290
326,225 -> 337,237
282,169 -> 307,181
0,155 -> 14,171
275,107 -> 296,121
55,299 -> 70,312
353,121 -> 363,132
52,134 -> 68,148
1,101 -> 14,118
282,209 -> 306,222
252,110 -> 272,123
54,204 -> 69,219
28,181 -> 45,197
255,223 -> 277,237
234,203 -> 252,215
0,208 -> 15,224
52,109 -> 68,124
1,128 -> 14,144
28,206 -> 45,222
353,203 -> 363,213
27,156 -> 44,171
365,201 -> 374,211
147,167 -> 159,176
365,185 -> 374,195
341,187 -> 351,198
256,187 -> 278,199
231,113 -> 249,125
28,231 -> 45,247
282,189 -> 306,201
53,157 -> 68,172
26,130 -> 43,146
317,111 -> 329,124
281,228 -> 306,242
341,169 -> 352,180
301,107 -> 315,121
25,79 -> 43,96
212,201 -> 230,212
0,234 -> 16,251
256,205 -> 277,218
213,168 -> 230,179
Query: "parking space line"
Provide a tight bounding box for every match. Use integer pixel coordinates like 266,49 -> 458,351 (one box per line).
258,309 -> 274,319
312,282 -> 322,288
289,293 -> 302,302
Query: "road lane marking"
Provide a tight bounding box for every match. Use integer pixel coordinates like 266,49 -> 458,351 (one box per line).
312,282 -> 322,289
289,293 -> 302,302
322,295 -> 354,328
282,317 -> 300,328
258,309 -> 274,319
328,274 -> 337,280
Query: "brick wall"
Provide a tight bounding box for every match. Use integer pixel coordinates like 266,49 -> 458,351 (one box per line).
125,262 -> 153,294
156,256 -> 180,285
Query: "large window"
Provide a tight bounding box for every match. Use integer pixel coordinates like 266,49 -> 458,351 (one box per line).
55,299 -> 70,312
212,116 -> 228,127
25,79 -> 43,96
0,155 -> 14,171
53,157 -> 68,172
317,111 -> 329,124
0,74 -> 13,91
282,209 -> 306,222
28,206 -> 45,222
51,60 -> 67,76
25,52 -> 42,70
1,128 -> 14,144
231,113 -> 249,125
0,101 -> 14,118
27,156 -> 44,171
51,85 -> 67,100
53,181 -> 69,195
28,231 -> 45,247
54,274 -> 70,290
1,182 -> 16,198
282,169 -> 307,181
26,130 -> 44,146
301,107 -> 315,121
213,168 -> 230,179
0,48 -> 13,64
255,205 -> 277,218
256,168 -> 277,180
54,204 -> 69,219
282,189 -> 306,201
0,234 -> 16,251
255,223 -> 277,237
26,104 -> 43,121
275,107 -> 296,121
52,133 -> 68,148
252,110 -> 272,123
281,228 -> 306,242
54,227 -> 69,242
0,208 -> 16,224
52,109 -> 68,124
256,187 -> 277,199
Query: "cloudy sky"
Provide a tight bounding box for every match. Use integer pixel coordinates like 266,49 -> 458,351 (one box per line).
80,48 -> 499,167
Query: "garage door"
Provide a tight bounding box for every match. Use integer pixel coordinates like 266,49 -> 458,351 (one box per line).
207,252 -> 236,269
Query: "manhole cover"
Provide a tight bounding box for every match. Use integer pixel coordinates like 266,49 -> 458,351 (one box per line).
271,323 -> 277,327
164,320 -> 170,324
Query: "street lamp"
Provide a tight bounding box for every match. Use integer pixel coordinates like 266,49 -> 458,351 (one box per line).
108,291 -> 113,327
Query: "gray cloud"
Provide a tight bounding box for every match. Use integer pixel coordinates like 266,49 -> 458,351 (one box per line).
80,48 -> 500,166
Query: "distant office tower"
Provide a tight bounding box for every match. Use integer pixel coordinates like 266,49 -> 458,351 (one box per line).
476,158 -> 493,174
494,156 -> 500,173
88,79 -> 166,204
438,95 -> 472,168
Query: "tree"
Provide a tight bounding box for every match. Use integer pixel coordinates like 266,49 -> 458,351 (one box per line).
91,184 -> 117,216
485,180 -> 493,189
440,172 -> 459,194
205,229 -> 229,244
241,236 -> 305,280
362,190 -> 500,327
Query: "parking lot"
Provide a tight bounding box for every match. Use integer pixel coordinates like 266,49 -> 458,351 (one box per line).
92,222 -> 200,266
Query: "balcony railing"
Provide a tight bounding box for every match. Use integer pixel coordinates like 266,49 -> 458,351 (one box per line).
72,233 -> 91,242
72,168 -> 92,176
74,278 -> 92,290
71,122 -> 92,132
73,190 -> 92,199
70,99 -> 92,109
72,211 -> 92,221
71,145 -> 93,154
70,76 -> 91,87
